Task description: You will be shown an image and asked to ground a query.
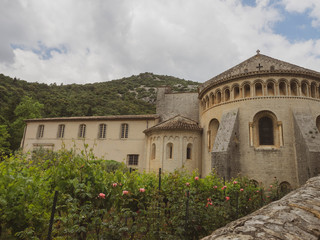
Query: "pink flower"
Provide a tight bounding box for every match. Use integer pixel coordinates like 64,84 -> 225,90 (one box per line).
186,182 -> 190,187
240,188 -> 244,192
270,185 -> 273,188
249,198 -> 251,201
225,196 -> 230,201
213,186 -> 218,189
195,176 -> 199,181
233,181 -> 238,184
221,186 -> 227,190
139,188 -> 145,193
112,183 -> 117,187
123,190 -> 129,195
267,195 -> 270,198
256,190 -> 260,193
98,193 -> 105,199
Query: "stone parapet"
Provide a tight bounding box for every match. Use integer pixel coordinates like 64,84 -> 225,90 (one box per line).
202,176 -> 320,240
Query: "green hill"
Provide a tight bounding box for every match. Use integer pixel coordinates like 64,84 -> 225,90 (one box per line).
0,72 -> 199,152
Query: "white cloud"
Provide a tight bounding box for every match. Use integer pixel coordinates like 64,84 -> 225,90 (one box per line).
280,0 -> 320,27
0,0 -> 319,84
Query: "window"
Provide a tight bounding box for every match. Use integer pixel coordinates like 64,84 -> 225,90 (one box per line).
37,125 -> 44,138
279,81 -> 287,96
311,83 -> 317,98
267,82 -> 275,96
216,91 -> 221,103
79,124 -> 86,138
57,124 -> 65,138
250,111 -> 283,148
290,81 -> 298,96
128,154 -> 139,166
166,143 -> 173,159
255,83 -> 263,96
259,117 -> 274,145
233,86 -> 240,99
244,84 -> 250,98
186,144 -> 192,160
121,123 -> 128,138
99,124 -> 107,139
151,143 -> 156,159
224,89 -> 230,101
316,116 -> 320,132
301,82 -> 308,96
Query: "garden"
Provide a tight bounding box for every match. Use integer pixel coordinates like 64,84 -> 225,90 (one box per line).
0,149 -> 289,240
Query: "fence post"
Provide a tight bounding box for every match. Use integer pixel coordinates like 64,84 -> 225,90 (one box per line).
47,190 -> 58,240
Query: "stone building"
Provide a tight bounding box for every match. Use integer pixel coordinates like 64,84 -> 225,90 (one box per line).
21,51 -> 320,188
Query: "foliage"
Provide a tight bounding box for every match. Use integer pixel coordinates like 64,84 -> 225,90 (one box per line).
0,150 -> 290,240
0,73 -> 199,153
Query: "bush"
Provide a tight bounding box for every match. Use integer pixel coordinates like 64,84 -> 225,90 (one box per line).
0,150 -> 288,239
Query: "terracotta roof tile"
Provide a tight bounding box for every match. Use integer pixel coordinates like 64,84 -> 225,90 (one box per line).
144,115 -> 202,133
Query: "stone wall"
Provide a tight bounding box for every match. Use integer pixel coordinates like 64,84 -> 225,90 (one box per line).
212,108 -> 240,180
202,175 -> 320,240
156,87 -> 199,122
293,109 -> 320,185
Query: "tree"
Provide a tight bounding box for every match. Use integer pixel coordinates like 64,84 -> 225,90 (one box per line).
0,125 -> 10,157
10,96 -> 44,151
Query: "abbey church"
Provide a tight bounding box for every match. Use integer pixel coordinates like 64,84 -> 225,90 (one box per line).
21,51 -> 320,188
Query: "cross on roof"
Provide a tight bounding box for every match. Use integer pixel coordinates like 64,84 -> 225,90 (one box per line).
256,49 -> 260,54
256,63 -> 263,71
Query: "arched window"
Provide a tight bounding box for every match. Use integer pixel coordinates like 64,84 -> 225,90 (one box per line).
267,82 -> 275,96
216,91 -> 221,103
301,82 -> 308,96
233,86 -> 240,99
280,181 -> 291,195
279,81 -> 287,96
224,88 -> 230,101
316,116 -> 320,132
255,83 -> 263,96
290,81 -> 298,96
186,143 -> 192,160
311,83 -> 317,98
250,111 -> 282,148
166,143 -> 173,159
259,117 -> 274,145
78,124 -> 86,138
205,95 -> 210,108
151,143 -> 156,160
208,119 -> 219,151
210,93 -> 214,106
244,84 -> 250,98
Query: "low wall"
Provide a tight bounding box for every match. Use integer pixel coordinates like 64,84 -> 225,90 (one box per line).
202,176 -> 320,240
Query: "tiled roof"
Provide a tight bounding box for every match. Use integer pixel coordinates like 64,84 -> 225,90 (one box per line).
144,115 -> 202,133
25,114 -> 160,122
199,52 -> 320,93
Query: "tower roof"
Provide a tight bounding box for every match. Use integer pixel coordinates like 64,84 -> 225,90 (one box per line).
199,51 -> 320,94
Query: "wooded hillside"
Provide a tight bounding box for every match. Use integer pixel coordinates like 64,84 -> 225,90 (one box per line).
0,73 -> 199,153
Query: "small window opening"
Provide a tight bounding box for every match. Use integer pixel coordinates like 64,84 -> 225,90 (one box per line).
259,117 -> 274,145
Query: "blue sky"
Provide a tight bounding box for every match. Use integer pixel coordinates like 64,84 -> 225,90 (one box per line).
0,0 -> 319,84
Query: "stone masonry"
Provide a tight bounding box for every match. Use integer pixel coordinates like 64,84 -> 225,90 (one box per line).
202,175 -> 320,240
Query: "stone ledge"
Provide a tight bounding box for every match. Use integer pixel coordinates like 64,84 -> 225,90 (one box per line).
202,176 -> 320,240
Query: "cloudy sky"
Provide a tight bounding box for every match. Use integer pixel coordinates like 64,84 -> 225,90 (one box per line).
0,0 -> 320,84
